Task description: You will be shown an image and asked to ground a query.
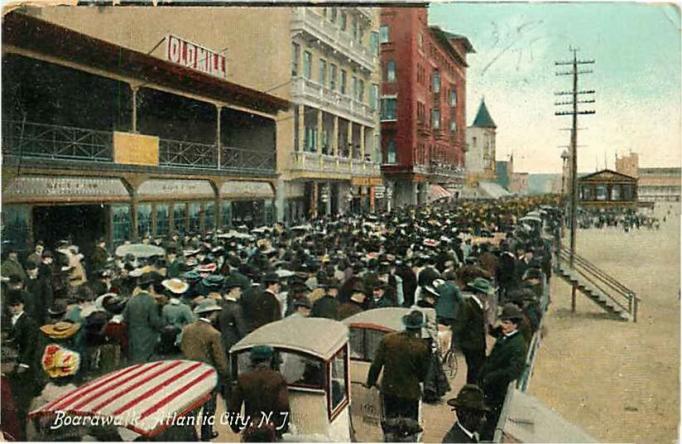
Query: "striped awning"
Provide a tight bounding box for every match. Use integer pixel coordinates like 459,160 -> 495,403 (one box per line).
29,360 -> 217,437
429,184 -> 453,201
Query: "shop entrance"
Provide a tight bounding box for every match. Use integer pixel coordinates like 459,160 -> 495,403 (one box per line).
33,204 -> 108,260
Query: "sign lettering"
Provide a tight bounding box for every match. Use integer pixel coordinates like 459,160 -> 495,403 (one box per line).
165,34 -> 227,79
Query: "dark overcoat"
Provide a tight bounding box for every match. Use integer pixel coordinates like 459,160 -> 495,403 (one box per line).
366,331 -> 430,400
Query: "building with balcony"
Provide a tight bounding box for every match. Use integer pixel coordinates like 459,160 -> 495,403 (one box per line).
379,7 -> 473,207
1,10 -> 288,255
4,5 -> 383,239
289,6 -> 383,218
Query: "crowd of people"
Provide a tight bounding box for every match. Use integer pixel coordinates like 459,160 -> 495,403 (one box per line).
576,207 -> 663,231
1,195 -> 560,442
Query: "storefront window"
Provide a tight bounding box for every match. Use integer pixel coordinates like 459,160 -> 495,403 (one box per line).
221,200 -> 232,228
111,204 -> 131,246
264,200 -> 275,226
137,203 -> 152,238
232,200 -> 264,228
155,204 -> 169,237
173,203 -> 187,235
205,201 -> 215,232
188,202 -> 202,234
611,185 -> 621,201
2,205 -> 30,251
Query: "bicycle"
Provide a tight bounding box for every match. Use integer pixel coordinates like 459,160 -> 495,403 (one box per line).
440,347 -> 458,379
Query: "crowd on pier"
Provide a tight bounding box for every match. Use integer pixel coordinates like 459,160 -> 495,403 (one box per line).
1,195 -> 561,442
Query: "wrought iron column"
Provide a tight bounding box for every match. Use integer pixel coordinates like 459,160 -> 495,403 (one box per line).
216,104 -> 222,170
131,84 -> 139,133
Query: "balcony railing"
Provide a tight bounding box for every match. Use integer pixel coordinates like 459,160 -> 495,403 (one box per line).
3,120 -> 275,174
428,163 -> 465,179
291,8 -> 376,72
159,138 -> 217,168
291,150 -> 379,176
291,77 -> 377,126
2,120 -> 113,162
160,139 -> 276,173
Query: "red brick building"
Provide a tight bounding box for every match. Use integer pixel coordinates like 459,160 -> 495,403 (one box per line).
379,7 -> 473,206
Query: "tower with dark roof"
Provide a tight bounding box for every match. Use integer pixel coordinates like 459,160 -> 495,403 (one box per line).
466,98 -> 497,182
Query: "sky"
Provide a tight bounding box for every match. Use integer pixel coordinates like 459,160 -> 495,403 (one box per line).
429,1 -> 681,174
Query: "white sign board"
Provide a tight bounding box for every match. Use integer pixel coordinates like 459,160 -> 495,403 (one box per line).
165,34 -> 227,79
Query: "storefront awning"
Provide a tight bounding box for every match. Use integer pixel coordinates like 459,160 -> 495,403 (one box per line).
2,176 -> 130,204
428,184 -> 453,201
220,181 -> 274,200
479,181 -> 512,199
138,179 -> 215,201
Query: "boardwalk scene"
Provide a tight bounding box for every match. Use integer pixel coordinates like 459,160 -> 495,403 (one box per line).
0,2 -> 679,443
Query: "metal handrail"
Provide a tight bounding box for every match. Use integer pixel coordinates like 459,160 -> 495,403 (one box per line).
559,247 -> 637,301
3,119 -> 113,161
567,249 -> 637,299
558,248 -> 638,320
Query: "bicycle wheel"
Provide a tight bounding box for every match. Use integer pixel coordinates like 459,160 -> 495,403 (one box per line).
443,350 -> 458,378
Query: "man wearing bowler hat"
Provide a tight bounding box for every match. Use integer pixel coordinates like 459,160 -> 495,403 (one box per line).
365,310 -> 430,424
442,384 -> 489,443
243,272 -> 282,332
228,345 -> 290,441
218,277 -> 248,359
310,278 -> 341,319
123,271 -> 166,363
452,277 -> 494,385
477,303 -> 527,441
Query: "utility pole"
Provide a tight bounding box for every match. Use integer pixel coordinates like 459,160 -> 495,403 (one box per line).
554,47 -> 595,313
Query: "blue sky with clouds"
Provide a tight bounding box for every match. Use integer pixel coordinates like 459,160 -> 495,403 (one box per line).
429,2 -> 681,173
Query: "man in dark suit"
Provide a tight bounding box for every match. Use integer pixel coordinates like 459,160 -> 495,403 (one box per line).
442,384 -> 490,443
228,345 -> 290,441
243,273 -> 282,332
123,272 -> 166,363
310,278 -> 340,319
219,278 -> 248,357
365,310 -> 430,423
452,277 -> 493,384
478,303 -> 528,441
5,292 -> 40,438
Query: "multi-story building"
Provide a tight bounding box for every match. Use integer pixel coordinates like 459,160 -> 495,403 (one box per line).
615,152 -> 680,202
510,172 -> 529,195
466,98 -> 497,184
615,152 -> 639,178
379,7 -> 473,206
2,9 -> 289,256
2,5 -> 384,247
288,6 -> 383,218
638,167 -> 681,202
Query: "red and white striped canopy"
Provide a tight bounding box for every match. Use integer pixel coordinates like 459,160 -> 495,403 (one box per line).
29,360 -> 217,437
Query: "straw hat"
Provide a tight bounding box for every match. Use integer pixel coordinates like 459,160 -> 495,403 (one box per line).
162,278 -> 189,295
40,321 -> 81,340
